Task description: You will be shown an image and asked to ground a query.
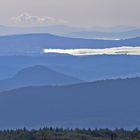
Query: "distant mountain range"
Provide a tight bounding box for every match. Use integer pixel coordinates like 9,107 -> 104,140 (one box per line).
0,65 -> 82,91
0,25 -> 140,39
0,33 -> 140,55
0,25 -> 139,129
0,25 -> 138,35
65,29 -> 140,39
0,25 -> 83,36
0,77 -> 140,129
89,25 -> 138,32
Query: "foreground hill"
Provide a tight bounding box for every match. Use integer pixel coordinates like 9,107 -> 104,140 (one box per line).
0,77 -> 140,128
0,34 -> 140,55
0,65 -> 82,91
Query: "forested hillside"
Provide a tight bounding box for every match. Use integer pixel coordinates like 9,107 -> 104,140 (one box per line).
0,77 -> 140,128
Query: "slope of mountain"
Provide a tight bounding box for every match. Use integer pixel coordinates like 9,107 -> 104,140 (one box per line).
90,25 -> 138,32
0,34 -> 140,55
0,25 -> 83,36
65,29 -> 140,39
0,77 -> 140,129
0,65 -> 82,91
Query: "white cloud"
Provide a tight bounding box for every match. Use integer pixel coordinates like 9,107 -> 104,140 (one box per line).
11,13 -> 67,25
43,47 -> 140,56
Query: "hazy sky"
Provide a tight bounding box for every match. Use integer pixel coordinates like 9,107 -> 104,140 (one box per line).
0,0 -> 140,27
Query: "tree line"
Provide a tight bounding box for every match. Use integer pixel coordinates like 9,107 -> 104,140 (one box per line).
0,127 -> 139,140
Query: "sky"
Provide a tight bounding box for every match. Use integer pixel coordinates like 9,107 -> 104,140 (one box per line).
0,0 -> 140,27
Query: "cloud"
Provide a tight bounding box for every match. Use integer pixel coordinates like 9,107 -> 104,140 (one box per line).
43,47 -> 140,56
11,13 -> 67,25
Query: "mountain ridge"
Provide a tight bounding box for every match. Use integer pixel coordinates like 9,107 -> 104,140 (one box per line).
0,77 -> 140,128
0,65 -> 82,91
0,33 -> 140,55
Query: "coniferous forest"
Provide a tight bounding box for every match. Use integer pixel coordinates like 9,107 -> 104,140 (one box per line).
0,127 -> 140,140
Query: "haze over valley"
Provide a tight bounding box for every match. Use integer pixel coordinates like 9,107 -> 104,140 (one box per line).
0,25 -> 139,129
